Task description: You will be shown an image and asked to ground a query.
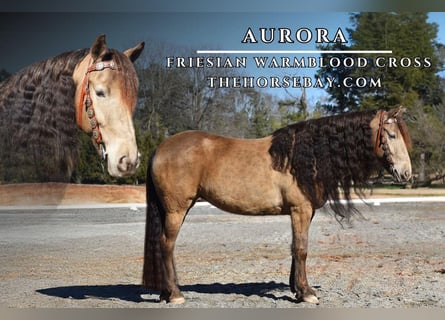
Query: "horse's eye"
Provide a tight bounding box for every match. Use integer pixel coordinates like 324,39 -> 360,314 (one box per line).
95,90 -> 106,98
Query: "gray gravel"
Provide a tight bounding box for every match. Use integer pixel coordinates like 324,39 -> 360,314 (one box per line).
0,202 -> 444,308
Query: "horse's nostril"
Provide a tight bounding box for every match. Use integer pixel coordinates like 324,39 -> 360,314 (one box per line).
118,154 -> 139,173
118,156 -> 129,172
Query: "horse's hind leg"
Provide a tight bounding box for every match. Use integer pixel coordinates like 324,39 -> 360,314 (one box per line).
290,209 -> 316,294
159,204 -> 191,304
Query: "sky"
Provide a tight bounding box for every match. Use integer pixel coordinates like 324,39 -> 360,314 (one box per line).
1,11 -> 445,105
0,12 -> 353,72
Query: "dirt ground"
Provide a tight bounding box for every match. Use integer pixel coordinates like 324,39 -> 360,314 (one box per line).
0,183 -> 444,308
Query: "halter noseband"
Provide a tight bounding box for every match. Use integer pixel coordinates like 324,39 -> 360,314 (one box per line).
77,60 -> 116,160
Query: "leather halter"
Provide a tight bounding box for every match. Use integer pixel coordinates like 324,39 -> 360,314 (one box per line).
77,60 -> 116,160
374,110 -> 396,166
373,110 -> 385,155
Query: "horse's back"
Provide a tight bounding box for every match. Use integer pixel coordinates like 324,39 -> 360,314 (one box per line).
153,130 -> 271,175
153,130 -> 251,179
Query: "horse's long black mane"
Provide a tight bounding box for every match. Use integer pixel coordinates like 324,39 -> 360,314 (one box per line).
0,49 -> 88,182
269,110 -> 381,219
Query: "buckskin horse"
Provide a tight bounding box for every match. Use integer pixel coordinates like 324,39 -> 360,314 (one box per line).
0,35 -> 144,181
142,107 -> 412,304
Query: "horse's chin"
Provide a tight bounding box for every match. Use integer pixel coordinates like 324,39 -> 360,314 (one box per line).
107,165 -> 138,178
389,165 -> 402,182
106,157 -> 140,178
389,164 -> 412,183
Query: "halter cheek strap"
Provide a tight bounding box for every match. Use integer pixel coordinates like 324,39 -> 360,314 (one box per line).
374,110 -> 396,166
77,60 -> 116,159
374,110 -> 385,155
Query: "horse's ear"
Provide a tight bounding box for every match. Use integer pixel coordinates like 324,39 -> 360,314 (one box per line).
388,105 -> 406,119
124,42 -> 145,63
90,34 -> 108,60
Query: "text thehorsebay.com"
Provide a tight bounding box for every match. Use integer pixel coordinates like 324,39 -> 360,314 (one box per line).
166,27 -> 432,89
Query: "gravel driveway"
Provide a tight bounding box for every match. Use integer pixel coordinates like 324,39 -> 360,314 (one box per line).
0,201 -> 444,308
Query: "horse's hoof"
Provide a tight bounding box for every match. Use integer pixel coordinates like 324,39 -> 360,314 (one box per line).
303,294 -> 319,304
169,296 -> 185,304
159,293 -> 185,304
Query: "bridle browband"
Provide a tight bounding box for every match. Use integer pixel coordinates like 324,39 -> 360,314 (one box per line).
77,59 -> 116,161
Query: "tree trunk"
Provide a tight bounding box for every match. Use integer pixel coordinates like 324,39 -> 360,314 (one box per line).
418,152 -> 426,183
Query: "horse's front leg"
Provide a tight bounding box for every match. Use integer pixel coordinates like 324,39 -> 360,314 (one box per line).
289,205 -> 319,304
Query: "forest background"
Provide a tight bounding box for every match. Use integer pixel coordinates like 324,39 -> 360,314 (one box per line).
1,12 -> 444,187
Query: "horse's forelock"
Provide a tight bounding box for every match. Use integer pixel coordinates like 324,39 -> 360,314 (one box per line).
100,49 -> 139,111
396,116 -> 412,151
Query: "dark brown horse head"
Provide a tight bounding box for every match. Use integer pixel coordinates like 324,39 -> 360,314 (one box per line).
371,106 -> 412,182
73,35 -> 144,177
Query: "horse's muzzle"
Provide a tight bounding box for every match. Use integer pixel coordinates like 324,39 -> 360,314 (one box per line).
390,165 -> 412,182
117,151 -> 141,176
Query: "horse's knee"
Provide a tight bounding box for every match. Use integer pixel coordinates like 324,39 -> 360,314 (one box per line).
293,246 -> 307,261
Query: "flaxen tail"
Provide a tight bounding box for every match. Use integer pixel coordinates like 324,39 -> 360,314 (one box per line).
142,152 -> 166,291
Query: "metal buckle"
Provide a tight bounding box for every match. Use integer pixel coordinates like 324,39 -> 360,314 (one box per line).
100,143 -> 108,161
94,61 -> 116,71
95,62 -> 105,71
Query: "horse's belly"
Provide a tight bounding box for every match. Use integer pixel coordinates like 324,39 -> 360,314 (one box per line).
205,196 -> 284,215
200,171 -> 285,215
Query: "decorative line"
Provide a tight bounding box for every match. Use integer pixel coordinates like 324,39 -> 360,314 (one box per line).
196,50 -> 393,54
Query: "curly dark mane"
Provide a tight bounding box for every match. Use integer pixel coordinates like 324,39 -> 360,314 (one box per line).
0,49 -> 88,182
269,111 -> 381,219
